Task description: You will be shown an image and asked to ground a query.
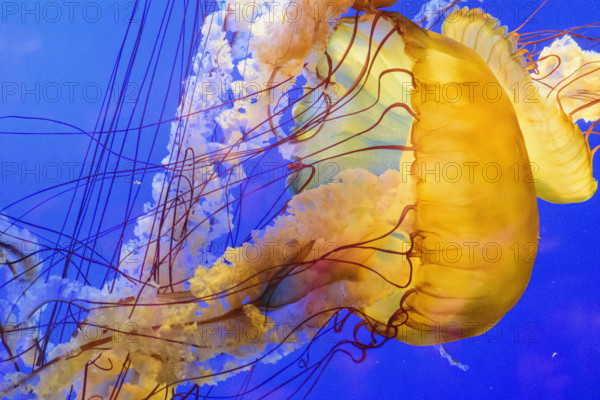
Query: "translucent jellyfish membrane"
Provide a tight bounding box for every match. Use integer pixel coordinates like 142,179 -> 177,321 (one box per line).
1,2 -> 599,399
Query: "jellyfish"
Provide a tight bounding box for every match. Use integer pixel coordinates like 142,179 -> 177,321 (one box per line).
1,0 -> 599,399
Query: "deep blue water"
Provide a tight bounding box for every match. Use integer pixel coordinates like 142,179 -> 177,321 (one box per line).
0,1 -> 599,399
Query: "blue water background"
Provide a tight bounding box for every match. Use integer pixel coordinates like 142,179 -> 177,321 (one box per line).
0,0 -> 599,398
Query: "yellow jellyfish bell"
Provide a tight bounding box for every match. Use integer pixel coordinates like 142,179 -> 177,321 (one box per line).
442,8 -> 597,203
265,10 -> 539,346
365,11 -> 539,344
